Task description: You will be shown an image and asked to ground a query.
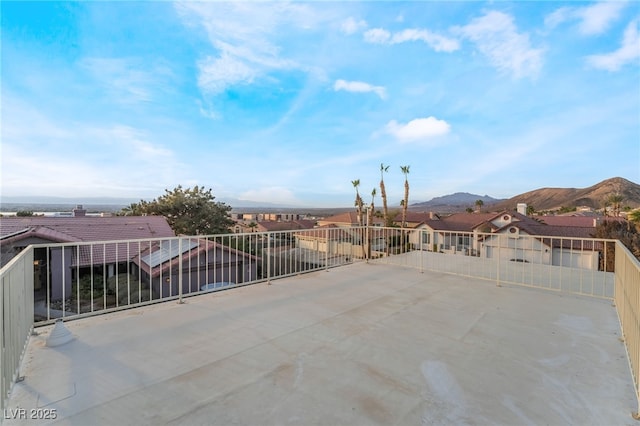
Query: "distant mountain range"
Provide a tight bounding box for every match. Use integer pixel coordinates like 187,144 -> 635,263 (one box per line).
410,177 -> 640,213
410,193 -> 503,212
490,177 -> 640,212
2,177 -> 638,214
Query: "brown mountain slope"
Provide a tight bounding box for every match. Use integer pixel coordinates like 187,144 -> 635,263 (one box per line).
491,177 -> 640,212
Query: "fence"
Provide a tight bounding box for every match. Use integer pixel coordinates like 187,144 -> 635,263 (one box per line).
1,246 -> 34,413
1,225 -> 639,414
615,241 -> 640,417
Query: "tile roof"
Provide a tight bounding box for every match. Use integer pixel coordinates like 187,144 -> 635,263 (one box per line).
1,216 -> 176,267
257,220 -> 317,232
0,216 -> 175,243
132,238 -> 258,278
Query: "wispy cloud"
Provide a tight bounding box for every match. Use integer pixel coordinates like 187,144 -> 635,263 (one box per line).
587,18 -> 640,71
176,2 -> 323,97
385,116 -> 451,142
454,11 -> 544,79
341,17 -> 367,35
334,79 -> 387,99
363,27 -> 459,52
80,57 -> 172,104
545,2 -> 628,36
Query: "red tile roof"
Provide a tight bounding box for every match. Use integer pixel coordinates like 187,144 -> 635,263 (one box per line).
1,216 -> 176,267
0,216 -> 175,244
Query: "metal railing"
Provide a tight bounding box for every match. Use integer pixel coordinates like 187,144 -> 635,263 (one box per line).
614,241 -> 640,417
1,225 -> 639,415
1,246 -> 34,413
369,227 -> 616,298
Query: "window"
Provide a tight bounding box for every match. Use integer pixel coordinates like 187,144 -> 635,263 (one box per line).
422,232 -> 431,244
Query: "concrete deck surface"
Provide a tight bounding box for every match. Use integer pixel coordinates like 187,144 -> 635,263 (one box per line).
5,262 -> 636,425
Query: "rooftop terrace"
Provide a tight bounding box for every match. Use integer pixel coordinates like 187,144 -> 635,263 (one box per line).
3,261 -> 637,425
2,227 -> 640,425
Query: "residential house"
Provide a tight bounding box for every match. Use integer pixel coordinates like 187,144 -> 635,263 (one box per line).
131,238 -> 258,297
0,215 -> 175,300
316,211 -> 384,227
408,210 -> 606,270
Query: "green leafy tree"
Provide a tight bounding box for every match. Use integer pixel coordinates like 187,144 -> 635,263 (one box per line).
475,199 -> 484,212
592,220 -> 640,270
121,185 -> 233,235
16,210 -> 34,217
526,205 -> 536,216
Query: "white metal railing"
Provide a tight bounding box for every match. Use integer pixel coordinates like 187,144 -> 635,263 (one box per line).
370,228 -> 616,299
614,240 -> 640,417
27,227 -> 364,323
1,224 -> 637,415
1,246 -> 34,413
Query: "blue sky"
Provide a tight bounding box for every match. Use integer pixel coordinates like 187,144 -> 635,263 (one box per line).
2,1 -> 639,208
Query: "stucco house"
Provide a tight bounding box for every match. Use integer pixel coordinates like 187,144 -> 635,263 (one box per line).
408,211 -> 605,270
0,215 -> 175,301
131,238 -> 259,297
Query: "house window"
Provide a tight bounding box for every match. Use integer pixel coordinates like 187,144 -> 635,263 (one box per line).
422,232 -> 431,244
509,227 -> 517,234
503,215 -> 510,221
458,236 -> 470,246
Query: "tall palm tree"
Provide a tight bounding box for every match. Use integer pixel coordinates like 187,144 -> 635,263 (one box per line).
400,165 -> 410,228
608,193 -> 624,217
368,188 -> 377,226
379,163 -> 390,226
475,199 -> 484,213
352,179 -> 364,226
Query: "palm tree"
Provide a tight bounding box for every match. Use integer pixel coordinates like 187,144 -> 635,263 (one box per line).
475,199 -> 484,213
608,193 -> 624,217
400,165 -> 410,228
379,163 -> 390,226
368,188 -> 377,226
352,179 -> 364,226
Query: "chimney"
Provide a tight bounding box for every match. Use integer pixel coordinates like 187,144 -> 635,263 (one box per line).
517,203 -> 527,215
73,204 -> 87,217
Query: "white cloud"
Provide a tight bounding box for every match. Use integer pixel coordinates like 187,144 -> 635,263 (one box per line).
197,53 -> 259,94
391,29 -> 460,52
333,79 -> 387,99
176,2 -> 324,96
577,2 -> 627,35
587,19 -> 640,71
385,117 -> 451,142
454,11 -> 543,79
341,17 -> 367,35
546,2 -> 627,35
364,28 -> 391,44
364,27 -> 459,52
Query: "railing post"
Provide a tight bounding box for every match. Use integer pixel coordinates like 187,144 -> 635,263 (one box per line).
419,229 -> 424,273
325,228 -> 329,271
178,237 -> 184,304
496,234 -> 501,287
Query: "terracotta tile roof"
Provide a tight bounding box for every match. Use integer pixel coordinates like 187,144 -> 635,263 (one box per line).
294,224 -> 355,240
0,216 -> 175,243
1,216 -> 176,267
257,220 -> 316,232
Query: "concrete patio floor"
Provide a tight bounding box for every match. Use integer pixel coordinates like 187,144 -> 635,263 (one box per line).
4,262 -> 636,425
